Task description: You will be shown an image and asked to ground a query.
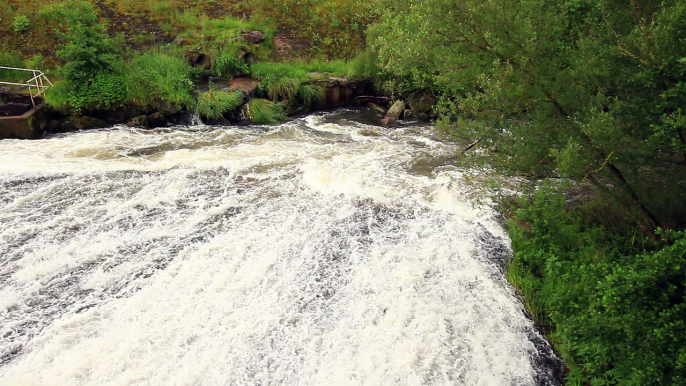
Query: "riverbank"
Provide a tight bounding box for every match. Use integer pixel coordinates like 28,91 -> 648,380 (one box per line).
4,0 -> 686,384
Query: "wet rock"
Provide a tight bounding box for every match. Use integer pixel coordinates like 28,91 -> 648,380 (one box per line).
147,112 -> 167,128
327,86 -> 341,107
368,103 -> 386,114
381,117 -> 398,127
385,100 -> 405,120
46,119 -> 61,132
404,109 -> 418,120
229,77 -> 260,98
125,115 -> 149,128
60,116 -> 108,132
407,91 -> 436,113
242,30 -> 266,44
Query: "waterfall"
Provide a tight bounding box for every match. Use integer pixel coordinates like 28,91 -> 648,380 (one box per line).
0,110 -> 562,385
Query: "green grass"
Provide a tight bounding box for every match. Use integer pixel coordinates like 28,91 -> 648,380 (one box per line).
125,49 -> 198,109
245,98 -> 287,124
196,88 -> 244,119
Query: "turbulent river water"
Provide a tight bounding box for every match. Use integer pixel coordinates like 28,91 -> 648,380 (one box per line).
0,110 -> 561,385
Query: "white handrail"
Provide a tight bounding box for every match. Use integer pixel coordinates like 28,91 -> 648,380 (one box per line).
0,66 -> 53,108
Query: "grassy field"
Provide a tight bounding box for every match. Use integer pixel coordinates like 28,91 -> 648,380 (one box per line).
0,0 -> 377,68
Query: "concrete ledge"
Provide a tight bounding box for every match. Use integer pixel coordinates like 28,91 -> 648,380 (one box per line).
0,103 -> 48,140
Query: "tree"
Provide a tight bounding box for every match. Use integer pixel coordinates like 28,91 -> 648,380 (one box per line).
369,0 -> 686,235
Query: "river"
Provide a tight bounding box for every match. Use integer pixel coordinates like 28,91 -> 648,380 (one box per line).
0,110 -> 561,385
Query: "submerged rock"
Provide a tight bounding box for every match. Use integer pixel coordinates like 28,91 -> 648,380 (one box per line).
381,117 -> 398,127
60,116 -> 108,132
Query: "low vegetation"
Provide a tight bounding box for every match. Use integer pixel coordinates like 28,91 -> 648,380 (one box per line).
196,88 -> 244,119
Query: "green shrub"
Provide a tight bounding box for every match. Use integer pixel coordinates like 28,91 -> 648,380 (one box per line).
67,72 -> 128,112
196,89 -> 244,119
57,0 -> 122,87
13,15 -> 30,33
245,98 -> 287,124
508,187 -> 686,385
125,50 -> 197,109
347,49 -> 381,80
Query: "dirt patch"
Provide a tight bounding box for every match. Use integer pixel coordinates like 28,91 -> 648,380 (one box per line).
273,30 -> 311,61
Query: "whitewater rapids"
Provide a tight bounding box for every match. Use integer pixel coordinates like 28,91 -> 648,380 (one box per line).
0,110 -> 560,385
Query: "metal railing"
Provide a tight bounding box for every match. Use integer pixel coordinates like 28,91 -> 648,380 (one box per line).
0,66 -> 54,108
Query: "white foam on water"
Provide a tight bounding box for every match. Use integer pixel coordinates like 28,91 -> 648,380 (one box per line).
0,111 -> 559,385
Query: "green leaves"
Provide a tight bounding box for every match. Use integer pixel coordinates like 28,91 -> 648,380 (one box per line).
509,190 -> 686,384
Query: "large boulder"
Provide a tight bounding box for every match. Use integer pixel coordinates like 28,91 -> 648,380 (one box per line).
242,30 -> 266,44
60,116 -> 108,132
407,91 -> 436,113
385,100 -> 405,120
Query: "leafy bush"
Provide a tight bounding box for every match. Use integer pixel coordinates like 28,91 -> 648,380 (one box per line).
245,98 -> 287,124
508,187 -> 686,385
57,0 -> 122,87
125,50 -> 197,109
347,49 -> 382,80
66,72 -> 128,112
196,89 -> 244,119
13,15 -> 30,33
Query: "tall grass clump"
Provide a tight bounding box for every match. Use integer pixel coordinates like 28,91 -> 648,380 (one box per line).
196,88 -> 244,119
125,50 -> 197,109
213,50 -> 248,77
250,60 -> 351,104
245,98 -> 287,124
297,83 -> 325,107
